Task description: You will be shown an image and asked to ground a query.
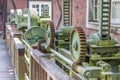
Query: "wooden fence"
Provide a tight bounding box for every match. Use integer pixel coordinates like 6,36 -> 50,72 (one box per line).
6,24 -> 71,80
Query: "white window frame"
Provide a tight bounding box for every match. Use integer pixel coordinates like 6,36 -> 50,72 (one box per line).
86,0 -> 99,29
29,1 -> 52,20
93,0 -> 98,21
87,0 -> 99,23
111,0 -> 120,25
86,0 -> 120,29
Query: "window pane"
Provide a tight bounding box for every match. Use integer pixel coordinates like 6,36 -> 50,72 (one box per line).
32,5 -> 35,8
95,0 -> 98,6
88,0 -> 98,22
112,1 -> 120,24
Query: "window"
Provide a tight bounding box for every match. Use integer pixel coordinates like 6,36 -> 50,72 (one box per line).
88,0 -> 120,25
29,1 -> 52,20
111,0 -> 120,25
40,4 -> 50,18
88,0 -> 99,22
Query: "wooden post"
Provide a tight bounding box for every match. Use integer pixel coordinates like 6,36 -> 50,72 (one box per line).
30,49 -> 71,80
6,24 -> 22,68
13,38 -> 25,80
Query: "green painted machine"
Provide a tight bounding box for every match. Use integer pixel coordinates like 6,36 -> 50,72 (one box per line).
22,0 -> 120,80
38,0 -> 101,79
41,0 -> 120,80
23,9 -> 49,51
9,8 -> 39,33
45,0 -> 72,50
17,8 -> 39,33
9,9 -> 23,25
86,0 -> 120,79
45,21 -> 72,50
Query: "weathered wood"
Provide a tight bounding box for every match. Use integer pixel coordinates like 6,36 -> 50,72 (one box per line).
6,24 -> 11,45
30,49 -> 71,80
30,56 -> 33,80
36,61 -> 39,80
6,24 -> 22,67
13,38 -> 25,80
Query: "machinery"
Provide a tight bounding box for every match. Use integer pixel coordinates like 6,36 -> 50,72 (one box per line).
9,9 -> 23,25
42,0 -> 120,80
86,0 -> 120,79
45,0 -> 72,50
46,21 -> 72,50
23,9 -> 51,53
36,0 -> 101,79
23,0 -> 120,80
9,8 -> 39,33
24,0 -> 72,50
17,8 -> 39,33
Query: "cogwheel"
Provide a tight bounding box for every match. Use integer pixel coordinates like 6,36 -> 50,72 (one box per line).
46,21 -> 55,48
70,27 -> 87,65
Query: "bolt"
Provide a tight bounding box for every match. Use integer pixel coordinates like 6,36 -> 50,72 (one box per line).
73,41 -> 78,50
85,72 -> 91,78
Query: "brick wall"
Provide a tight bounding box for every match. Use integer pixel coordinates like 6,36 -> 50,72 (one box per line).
71,0 -> 86,28
53,0 -> 87,30
0,1 -> 3,31
52,0 -> 62,29
0,0 -> 27,31
7,0 -> 27,11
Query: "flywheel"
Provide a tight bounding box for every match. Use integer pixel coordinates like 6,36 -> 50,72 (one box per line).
70,27 -> 87,64
24,27 -> 47,52
45,21 -> 55,48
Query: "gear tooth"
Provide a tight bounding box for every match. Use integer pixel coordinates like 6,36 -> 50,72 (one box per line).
71,27 -> 86,65
46,21 -> 55,48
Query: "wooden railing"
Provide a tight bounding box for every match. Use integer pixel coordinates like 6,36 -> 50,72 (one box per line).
6,24 -> 71,80
6,24 -> 25,80
13,38 -> 25,80
30,49 -> 70,80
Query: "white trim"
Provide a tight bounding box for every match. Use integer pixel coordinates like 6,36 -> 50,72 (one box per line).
87,0 -> 120,29
29,1 -> 52,20
86,0 -> 89,28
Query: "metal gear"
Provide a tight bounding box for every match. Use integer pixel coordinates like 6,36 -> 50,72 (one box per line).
70,27 -> 87,65
24,27 -> 47,53
46,21 -> 55,49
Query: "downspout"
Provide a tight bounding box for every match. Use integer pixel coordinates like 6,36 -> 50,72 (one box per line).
2,0 -> 7,39
11,0 -> 16,10
56,0 -> 62,30
27,0 -> 29,8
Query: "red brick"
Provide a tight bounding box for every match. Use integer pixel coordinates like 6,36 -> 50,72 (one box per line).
7,0 -> 27,10
53,0 -> 87,29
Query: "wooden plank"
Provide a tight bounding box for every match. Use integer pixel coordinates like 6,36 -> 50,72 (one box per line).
13,38 -> 24,55
13,38 -> 25,80
30,56 -> 33,80
30,49 -> 71,80
36,62 -> 39,80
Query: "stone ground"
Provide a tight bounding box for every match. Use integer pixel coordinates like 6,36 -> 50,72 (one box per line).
0,40 -> 15,80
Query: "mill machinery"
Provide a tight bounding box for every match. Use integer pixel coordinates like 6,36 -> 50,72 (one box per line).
44,0 -> 120,80
85,0 -> 120,79
9,9 -> 23,25
23,0 -> 120,80
24,0 -> 72,49
9,8 -> 39,33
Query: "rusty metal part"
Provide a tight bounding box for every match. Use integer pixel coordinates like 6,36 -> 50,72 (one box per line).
70,27 -> 87,65
32,39 -> 47,53
46,21 -> 55,49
